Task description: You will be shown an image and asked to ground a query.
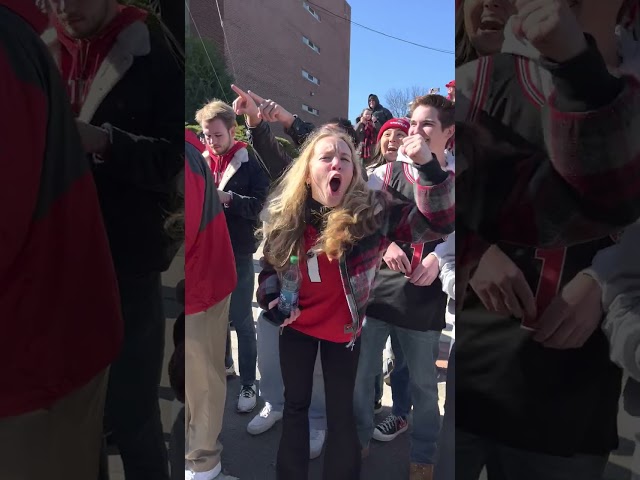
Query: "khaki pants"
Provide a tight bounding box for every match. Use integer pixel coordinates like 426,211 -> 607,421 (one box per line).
185,295 -> 230,472
0,369 -> 108,479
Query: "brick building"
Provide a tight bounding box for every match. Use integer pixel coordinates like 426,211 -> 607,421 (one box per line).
186,0 -> 351,136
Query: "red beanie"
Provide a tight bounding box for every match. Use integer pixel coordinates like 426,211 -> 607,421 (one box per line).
377,118 -> 410,143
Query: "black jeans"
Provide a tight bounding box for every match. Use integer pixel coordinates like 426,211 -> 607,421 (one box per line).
101,272 -> 169,480
277,327 -> 361,480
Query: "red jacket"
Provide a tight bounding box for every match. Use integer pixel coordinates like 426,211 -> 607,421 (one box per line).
0,0 -> 122,417
185,132 -> 237,314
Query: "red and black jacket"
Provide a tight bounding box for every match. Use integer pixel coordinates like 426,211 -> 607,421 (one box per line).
185,132 -> 237,314
0,0 -> 122,417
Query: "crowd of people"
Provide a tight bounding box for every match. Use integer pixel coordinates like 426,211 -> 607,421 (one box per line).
8,0 -> 640,480
184,81 -> 457,480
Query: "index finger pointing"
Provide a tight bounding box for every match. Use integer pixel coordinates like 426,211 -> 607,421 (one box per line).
247,90 -> 266,104
231,84 -> 251,99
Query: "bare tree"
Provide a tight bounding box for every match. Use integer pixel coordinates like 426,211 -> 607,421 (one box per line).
385,86 -> 429,118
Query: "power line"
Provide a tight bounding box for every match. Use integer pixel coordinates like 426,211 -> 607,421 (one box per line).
184,0 -> 230,103
306,1 -> 454,55
214,0 -> 238,80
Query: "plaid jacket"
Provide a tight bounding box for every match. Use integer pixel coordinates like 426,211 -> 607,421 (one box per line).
457,38 -> 640,268
252,127 -> 454,346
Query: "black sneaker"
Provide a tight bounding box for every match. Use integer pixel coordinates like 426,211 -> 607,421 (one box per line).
372,414 -> 408,442
374,400 -> 383,414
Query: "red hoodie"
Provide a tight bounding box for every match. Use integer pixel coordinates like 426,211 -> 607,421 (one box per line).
185,131 -> 237,314
54,5 -> 148,115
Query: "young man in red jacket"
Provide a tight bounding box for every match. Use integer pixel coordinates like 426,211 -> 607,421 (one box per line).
185,131 -> 238,480
0,1 -> 122,479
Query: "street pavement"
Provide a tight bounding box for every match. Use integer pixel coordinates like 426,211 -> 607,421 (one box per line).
107,247 -> 638,480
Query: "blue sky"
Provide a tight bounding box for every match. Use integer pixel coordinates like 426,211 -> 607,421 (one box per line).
346,0 -> 454,120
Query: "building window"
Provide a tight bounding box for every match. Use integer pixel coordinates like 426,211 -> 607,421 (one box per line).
303,1 -> 321,21
302,104 -> 319,116
302,70 -> 319,85
302,36 -> 320,54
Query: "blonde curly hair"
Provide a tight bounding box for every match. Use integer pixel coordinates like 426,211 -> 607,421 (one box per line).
260,126 -> 392,271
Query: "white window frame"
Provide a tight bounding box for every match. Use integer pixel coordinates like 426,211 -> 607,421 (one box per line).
303,1 -> 321,21
302,104 -> 320,116
302,35 -> 320,54
302,69 -> 319,85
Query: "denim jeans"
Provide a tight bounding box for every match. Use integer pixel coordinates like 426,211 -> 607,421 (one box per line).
228,253 -> 257,387
256,313 -> 327,430
389,332 -> 412,418
389,331 -> 440,417
354,316 -> 441,464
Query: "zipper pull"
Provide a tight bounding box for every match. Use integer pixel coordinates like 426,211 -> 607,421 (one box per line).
280,326 -> 284,336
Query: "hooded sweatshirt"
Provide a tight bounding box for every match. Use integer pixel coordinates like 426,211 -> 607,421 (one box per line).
367,94 -> 393,126
55,5 -> 148,115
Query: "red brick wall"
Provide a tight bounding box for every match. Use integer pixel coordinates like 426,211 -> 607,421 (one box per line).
188,0 -> 351,138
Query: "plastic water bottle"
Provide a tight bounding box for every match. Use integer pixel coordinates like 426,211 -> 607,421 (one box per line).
279,256 -> 301,316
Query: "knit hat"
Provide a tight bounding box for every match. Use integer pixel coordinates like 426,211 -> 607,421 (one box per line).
377,117 -> 410,143
446,80 -> 455,88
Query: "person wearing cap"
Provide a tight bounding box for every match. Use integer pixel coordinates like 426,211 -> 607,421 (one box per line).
446,80 -> 455,102
365,117 -> 411,175
354,94 -> 455,480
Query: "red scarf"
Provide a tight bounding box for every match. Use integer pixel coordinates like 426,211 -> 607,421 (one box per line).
54,5 -> 148,115
207,141 -> 247,187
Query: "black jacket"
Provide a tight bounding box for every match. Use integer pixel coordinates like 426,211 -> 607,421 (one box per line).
215,147 -> 270,255
45,19 -> 184,274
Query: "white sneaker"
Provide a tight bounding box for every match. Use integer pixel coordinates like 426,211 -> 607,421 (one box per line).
185,461 -> 221,480
247,402 -> 283,435
237,384 -> 257,413
309,429 -> 326,459
225,364 -> 237,378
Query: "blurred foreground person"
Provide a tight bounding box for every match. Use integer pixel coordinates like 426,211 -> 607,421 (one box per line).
0,1 -> 122,478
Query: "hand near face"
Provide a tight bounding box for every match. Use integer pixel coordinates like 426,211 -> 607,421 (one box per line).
512,0 -> 587,63
400,135 -> 433,165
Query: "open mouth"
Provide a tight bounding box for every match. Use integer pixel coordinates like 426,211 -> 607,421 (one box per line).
387,146 -> 398,153
329,176 -> 342,193
478,17 -> 505,32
